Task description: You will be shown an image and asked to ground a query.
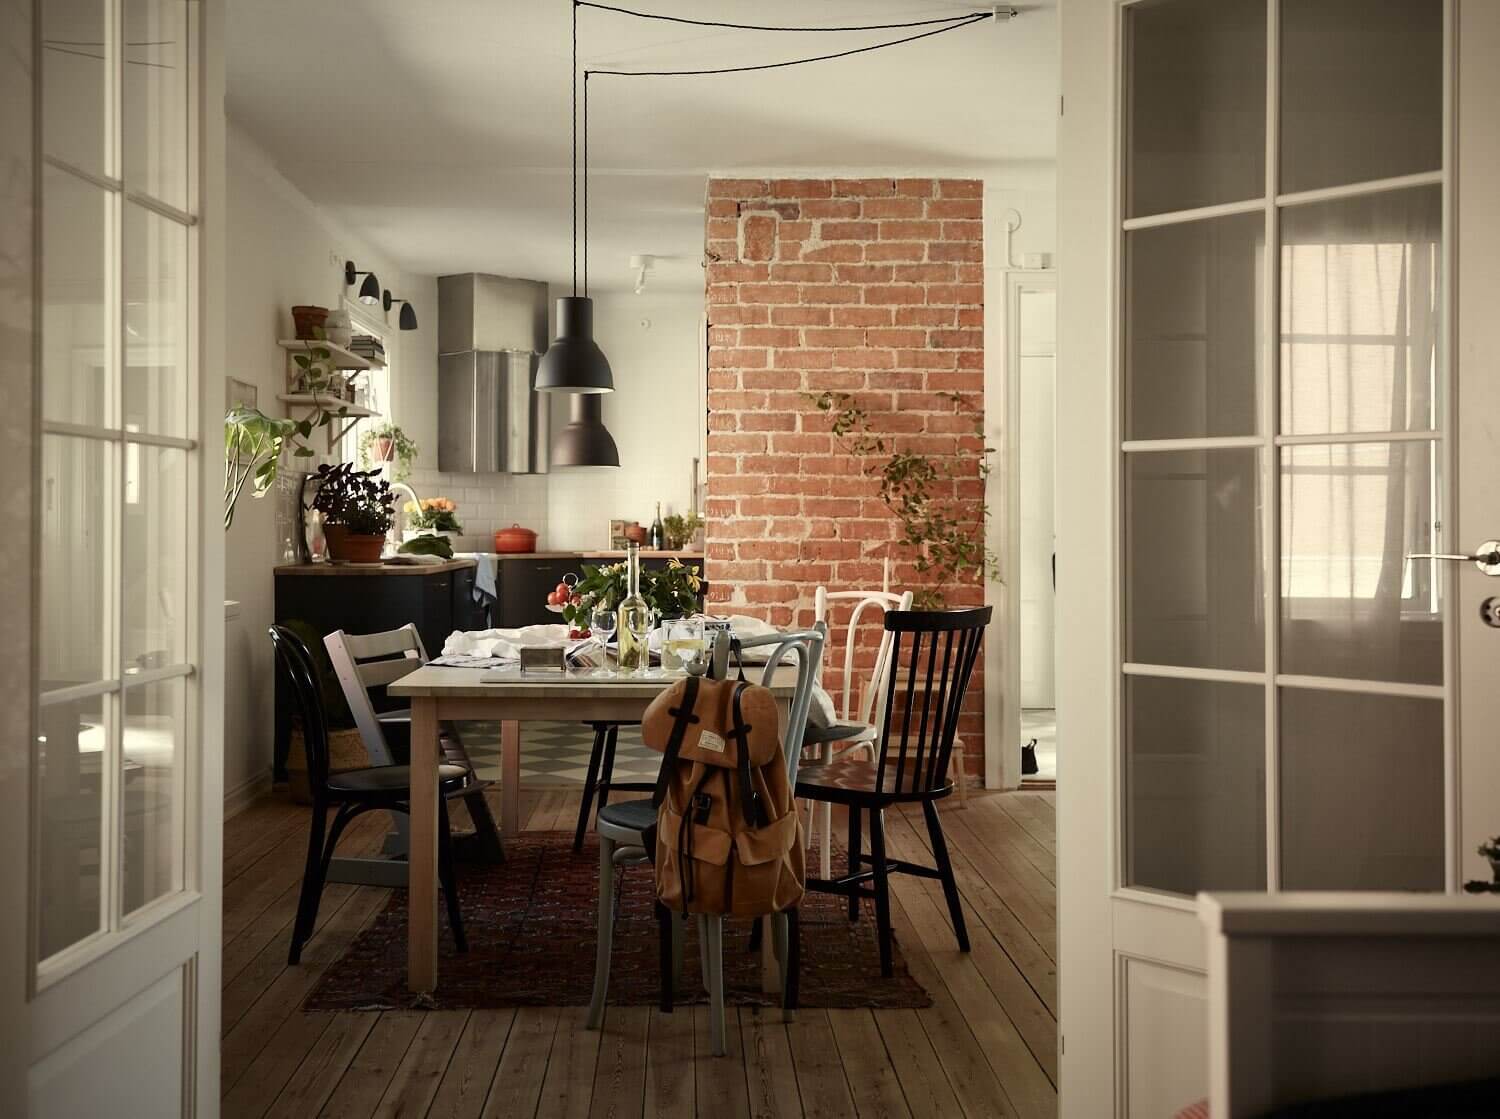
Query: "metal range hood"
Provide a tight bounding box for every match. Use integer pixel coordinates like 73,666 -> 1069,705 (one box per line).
437,273 -> 551,474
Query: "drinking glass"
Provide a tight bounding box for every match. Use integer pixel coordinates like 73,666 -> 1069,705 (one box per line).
663,616 -> 706,673
590,604 -> 618,677
624,607 -> 656,677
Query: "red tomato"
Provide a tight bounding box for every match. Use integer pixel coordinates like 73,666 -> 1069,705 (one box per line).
546,591 -> 559,606
554,582 -> 569,598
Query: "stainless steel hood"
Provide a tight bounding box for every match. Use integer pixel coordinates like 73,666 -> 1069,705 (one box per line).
437,273 -> 551,474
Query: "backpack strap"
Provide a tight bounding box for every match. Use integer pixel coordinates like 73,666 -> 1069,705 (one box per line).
652,675 -> 701,810
729,681 -> 769,828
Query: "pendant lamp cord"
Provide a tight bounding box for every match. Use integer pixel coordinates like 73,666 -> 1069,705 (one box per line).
567,3 -> 1001,295
571,0 -> 578,297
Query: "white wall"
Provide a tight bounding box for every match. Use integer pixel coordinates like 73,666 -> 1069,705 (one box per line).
222,120 -> 439,804
545,289 -> 706,550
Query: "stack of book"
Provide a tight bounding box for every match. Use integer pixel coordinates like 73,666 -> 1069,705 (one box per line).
348,335 -> 386,365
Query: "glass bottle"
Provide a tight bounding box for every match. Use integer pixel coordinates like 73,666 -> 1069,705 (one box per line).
616,543 -> 653,675
649,501 -> 665,550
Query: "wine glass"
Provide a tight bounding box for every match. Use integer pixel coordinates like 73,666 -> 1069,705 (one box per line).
625,607 -> 657,677
590,604 -> 618,677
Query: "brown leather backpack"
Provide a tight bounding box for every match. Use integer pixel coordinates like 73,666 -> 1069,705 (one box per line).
640,674 -> 805,917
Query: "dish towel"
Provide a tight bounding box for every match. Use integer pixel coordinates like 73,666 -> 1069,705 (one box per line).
435,623 -> 572,666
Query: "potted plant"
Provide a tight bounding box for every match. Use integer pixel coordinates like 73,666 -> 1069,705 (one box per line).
1479,837 -> 1500,882
662,510 -> 704,551
359,422 -> 419,481
223,402 -> 357,529
403,497 -> 462,542
560,556 -> 703,628
309,463 -> 395,562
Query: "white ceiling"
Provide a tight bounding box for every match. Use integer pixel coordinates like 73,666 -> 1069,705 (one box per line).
226,1 -> 1058,292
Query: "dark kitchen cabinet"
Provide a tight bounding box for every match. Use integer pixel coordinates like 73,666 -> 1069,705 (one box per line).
271,560 -> 484,779
498,556 -> 582,627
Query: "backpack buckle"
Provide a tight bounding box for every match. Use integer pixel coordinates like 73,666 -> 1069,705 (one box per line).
691,792 -> 713,824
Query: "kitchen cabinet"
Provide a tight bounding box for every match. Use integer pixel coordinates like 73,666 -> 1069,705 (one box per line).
271,559 -> 484,779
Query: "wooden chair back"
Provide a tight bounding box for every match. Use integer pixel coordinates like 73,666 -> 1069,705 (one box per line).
324,624 -> 427,768
873,607 -> 991,797
813,574 -> 915,727
269,625 -> 332,790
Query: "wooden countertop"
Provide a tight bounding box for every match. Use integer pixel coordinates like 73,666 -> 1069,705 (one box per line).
274,558 -> 478,576
493,551 -> 704,561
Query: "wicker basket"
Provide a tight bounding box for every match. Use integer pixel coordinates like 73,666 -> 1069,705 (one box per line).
285,724 -> 369,804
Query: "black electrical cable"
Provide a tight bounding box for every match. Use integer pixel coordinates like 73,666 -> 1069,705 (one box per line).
576,1 -> 989,33
584,10 -> 992,77
572,0 -> 579,296
584,73 -> 590,296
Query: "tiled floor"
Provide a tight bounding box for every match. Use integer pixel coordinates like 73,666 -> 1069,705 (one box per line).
459,720 -> 660,786
1022,707 -> 1057,781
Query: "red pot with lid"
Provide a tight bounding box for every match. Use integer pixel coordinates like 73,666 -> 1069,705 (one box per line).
493,524 -> 538,554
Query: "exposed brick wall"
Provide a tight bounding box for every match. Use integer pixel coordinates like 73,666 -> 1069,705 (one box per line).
702,177 -> 987,776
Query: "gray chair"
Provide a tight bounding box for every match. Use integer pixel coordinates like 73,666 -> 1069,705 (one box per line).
586,625 -> 826,1056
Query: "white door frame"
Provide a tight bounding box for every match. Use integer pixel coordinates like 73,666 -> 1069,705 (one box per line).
1059,1 -> 1493,1114
990,269 -> 1059,792
13,0 -> 227,1113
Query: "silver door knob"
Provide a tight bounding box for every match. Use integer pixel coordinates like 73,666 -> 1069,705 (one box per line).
1406,540 -> 1500,575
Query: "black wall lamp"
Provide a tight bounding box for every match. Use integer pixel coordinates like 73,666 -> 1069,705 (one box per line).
344,260 -> 381,304
382,290 -> 418,331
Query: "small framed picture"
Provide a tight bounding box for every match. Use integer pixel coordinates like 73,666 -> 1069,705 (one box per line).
608,519 -> 629,549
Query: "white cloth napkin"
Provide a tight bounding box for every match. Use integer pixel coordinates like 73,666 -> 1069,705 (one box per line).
441,623 -> 571,661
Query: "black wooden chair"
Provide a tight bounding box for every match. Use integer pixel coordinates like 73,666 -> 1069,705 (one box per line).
571,721 -> 652,853
270,625 -> 469,964
795,606 -> 990,978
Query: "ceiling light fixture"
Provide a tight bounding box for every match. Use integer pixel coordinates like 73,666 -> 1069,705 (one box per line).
535,1 -> 614,394
344,260 -> 381,304
552,392 -> 620,468
630,253 -> 653,295
382,289 -> 419,331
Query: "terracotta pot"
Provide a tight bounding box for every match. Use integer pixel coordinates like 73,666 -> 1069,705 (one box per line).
493,524 -> 538,553
375,436 -> 395,463
291,304 -> 329,340
324,525 -> 385,563
624,522 -> 647,545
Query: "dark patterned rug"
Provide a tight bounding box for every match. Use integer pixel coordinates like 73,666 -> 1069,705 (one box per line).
303,830 -> 930,1011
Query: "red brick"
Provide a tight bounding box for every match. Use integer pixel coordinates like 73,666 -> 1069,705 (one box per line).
831,348 -> 896,370
926,198 -> 982,219
773,348 -> 833,370
739,283 -> 800,303
709,178 -> 769,198
864,242 -> 925,262
771,306 -> 831,326
803,243 -> 864,264
931,329 -> 983,349
864,285 -> 926,305
861,197 -> 925,219
707,304 -> 769,325
929,242 -> 982,263
800,199 -> 862,219
937,179 -> 983,198
741,214 -> 777,261
769,262 -> 833,283
707,433 -> 767,453
739,326 -> 801,348
771,178 -> 831,199
865,328 -> 928,347
926,284 -> 984,305
706,262 -> 769,284
819,221 -> 878,240
832,178 -> 896,197
879,220 -> 943,240
942,221 -> 984,242
832,306 -> 893,327
707,348 -> 768,369
802,327 -> 867,348
777,220 -> 813,241
707,198 -> 738,218
892,263 -> 956,283
800,284 -> 864,305
742,369 -> 804,390
895,178 -> 936,197
833,264 -> 893,284
894,306 -> 956,327
706,217 -> 738,239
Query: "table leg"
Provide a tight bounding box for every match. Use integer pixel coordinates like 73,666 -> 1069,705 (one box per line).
408,697 -> 440,994
501,719 -> 521,838
761,696 -> 790,994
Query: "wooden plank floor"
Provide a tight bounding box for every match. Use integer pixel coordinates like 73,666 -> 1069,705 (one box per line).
220,788 -> 1057,1118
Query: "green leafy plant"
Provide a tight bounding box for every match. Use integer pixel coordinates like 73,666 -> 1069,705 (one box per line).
359,422 -> 419,481
405,497 -> 462,533
560,557 -> 704,626
289,339 -> 347,396
662,510 -> 704,551
1479,836 -> 1500,862
223,400 -> 361,530
807,389 -> 998,609
399,534 -> 454,559
309,462 -> 395,536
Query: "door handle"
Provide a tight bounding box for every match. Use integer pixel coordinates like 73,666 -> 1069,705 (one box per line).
1405,540 -> 1500,575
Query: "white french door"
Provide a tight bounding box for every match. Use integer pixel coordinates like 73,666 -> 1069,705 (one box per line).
1056,1 -> 1500,1115
6,0 -> 225,1115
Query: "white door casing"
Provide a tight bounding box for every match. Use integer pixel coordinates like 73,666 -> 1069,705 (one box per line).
1058,1 -> 1495,1115
14,1 -> 226,1115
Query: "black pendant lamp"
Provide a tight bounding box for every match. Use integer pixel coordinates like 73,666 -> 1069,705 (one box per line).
552,392 -> 619,467
536,2 -> 613,395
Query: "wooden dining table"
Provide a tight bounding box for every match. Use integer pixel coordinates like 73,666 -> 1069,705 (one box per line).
388,663 -> 800,994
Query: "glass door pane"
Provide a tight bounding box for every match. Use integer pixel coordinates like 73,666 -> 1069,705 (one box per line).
1280,689 -> 1444,889
42,0 -> 113,176
123,0 -> 190,209
1281,0 -> 1443,193
1280,187 -> 1441,436
1126,213 -> 1265,440
123,677 -> 185,914
1124,0 -> 1266,217
1125,449 -> 1264,672
42,164 -> 112,429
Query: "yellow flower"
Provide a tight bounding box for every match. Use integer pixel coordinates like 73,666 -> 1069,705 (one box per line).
403,500 -> 419,514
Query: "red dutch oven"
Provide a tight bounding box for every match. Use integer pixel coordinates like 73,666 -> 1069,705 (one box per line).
493,524 -> 538,554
